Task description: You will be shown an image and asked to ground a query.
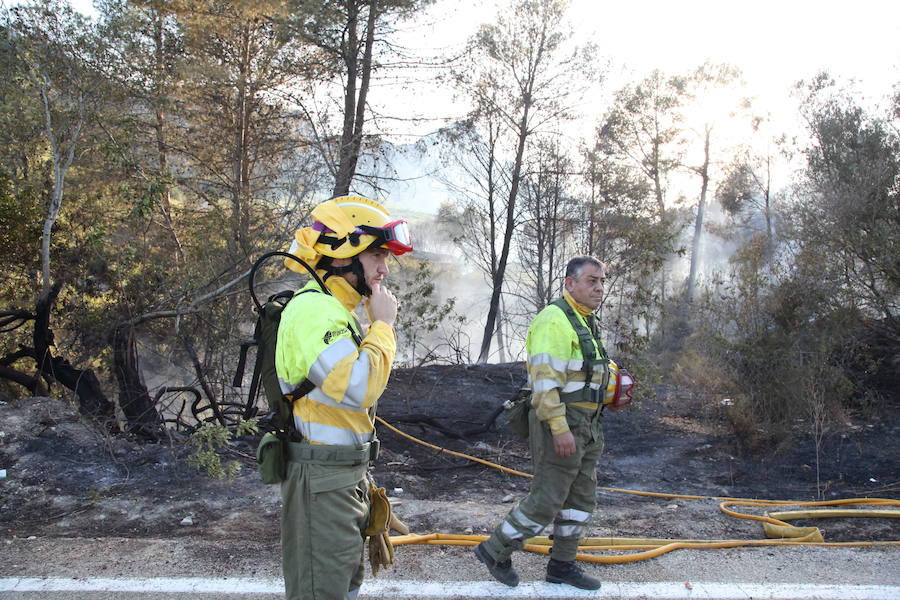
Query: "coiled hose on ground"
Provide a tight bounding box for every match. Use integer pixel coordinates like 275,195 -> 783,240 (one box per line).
376,417 -> 900,563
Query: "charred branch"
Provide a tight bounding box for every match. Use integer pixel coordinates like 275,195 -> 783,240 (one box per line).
0,309 -> 34,332
0,363 -> 48,396
32,283 -> 116,426
179,333 -> 225,426
1,347 -> 37,366
459,403 -> 505,437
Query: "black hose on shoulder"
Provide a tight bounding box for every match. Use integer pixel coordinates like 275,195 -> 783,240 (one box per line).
249,251 -> 330,311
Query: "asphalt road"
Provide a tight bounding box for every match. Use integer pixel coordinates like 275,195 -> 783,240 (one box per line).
2,536 -> 898,600
2,576 -> 900,599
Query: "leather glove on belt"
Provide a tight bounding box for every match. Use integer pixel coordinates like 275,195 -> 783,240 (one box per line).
365,483 -> 409,576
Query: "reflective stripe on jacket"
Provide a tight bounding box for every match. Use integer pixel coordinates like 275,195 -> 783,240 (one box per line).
525,293 -> 616,435
275,276 -> 396,445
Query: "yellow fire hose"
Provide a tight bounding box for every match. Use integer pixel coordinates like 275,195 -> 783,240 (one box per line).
375,416 -> 900,563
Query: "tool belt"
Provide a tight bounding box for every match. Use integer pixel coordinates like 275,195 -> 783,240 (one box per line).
257,435 -> 379,484
286,440 -> 379,465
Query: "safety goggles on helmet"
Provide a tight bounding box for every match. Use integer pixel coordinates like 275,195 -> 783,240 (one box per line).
359,220 -> 413,255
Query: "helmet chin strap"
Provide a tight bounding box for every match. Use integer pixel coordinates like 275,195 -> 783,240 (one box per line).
349,257 -> 372,296
321,256 -> 372,296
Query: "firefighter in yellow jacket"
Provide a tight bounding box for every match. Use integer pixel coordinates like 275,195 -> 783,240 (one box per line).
275,196 -> 412,600
474,256 -> 635,590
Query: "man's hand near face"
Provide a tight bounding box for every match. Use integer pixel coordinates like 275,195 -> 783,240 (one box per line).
367,283 -> 397,327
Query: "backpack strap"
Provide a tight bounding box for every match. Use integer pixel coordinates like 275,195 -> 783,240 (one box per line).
550,297 -> 609,406
277,288 -> 320,431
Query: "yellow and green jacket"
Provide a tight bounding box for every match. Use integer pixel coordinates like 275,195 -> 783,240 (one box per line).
526,290 -> 618,435
275,274 -> 395,446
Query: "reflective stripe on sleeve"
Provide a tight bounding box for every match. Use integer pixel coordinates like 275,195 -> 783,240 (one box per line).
278,376 -> 295,395
560,380 -> 602,393
561,380 -> 586,393
306,387 -> 369,413
532,378 -> 561,393
527,353 -> 569,372
567,358 -> 584,370
342,351 -> 371,408
307,337 -> 357,387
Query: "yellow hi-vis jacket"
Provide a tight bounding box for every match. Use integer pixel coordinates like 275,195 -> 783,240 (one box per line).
526,290 -> 619,435
275,274 -> 396,446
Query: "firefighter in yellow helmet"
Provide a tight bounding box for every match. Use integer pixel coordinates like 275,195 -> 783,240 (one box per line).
275,196 -> 412,600
474,256 -> 635,591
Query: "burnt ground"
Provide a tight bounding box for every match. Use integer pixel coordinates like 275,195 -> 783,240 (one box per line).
1,363 -> 898,550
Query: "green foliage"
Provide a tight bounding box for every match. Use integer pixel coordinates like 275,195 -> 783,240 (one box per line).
644,79 -> 897,453
585,71 -> 692,348
187,419 -> 258,481
0,170 -> 42,290
662,230 -> 872,449
0,0 -> 893,469
717,163 -> 759,217
793,75 -> 899,337
393,258 -> 467,365
597,69 -> 687,218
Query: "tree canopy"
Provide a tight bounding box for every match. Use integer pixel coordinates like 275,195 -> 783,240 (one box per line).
0,0 -> 895,448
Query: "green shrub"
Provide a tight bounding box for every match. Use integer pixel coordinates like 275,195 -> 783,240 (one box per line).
187,419 -> 258,481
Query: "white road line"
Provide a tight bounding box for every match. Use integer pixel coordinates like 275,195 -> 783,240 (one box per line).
0,577 -> 898,599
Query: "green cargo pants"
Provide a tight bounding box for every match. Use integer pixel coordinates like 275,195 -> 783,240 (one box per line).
280,442 -> 371,600
483,405 -> 604,562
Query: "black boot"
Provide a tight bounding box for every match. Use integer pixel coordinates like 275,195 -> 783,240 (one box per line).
546,558 -> 601,590
473,542 -> 520,587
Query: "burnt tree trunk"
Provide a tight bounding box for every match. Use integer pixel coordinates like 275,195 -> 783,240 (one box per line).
0,314 -> 46,395
33,283 -> 116,426
112,324 -> 163,438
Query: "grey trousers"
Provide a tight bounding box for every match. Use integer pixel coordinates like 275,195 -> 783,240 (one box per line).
484,406 -> 604,562
280,447 -> 370,600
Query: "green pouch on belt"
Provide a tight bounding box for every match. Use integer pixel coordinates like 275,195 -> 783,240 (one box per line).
256,432 -> 287,484
503,388 -> 532,440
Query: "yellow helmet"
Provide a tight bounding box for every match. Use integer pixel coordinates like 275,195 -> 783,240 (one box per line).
286,196 -> 412,273
604,360 -> 636,411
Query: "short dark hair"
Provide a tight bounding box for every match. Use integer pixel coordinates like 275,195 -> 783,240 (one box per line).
565,256 -> 604,279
